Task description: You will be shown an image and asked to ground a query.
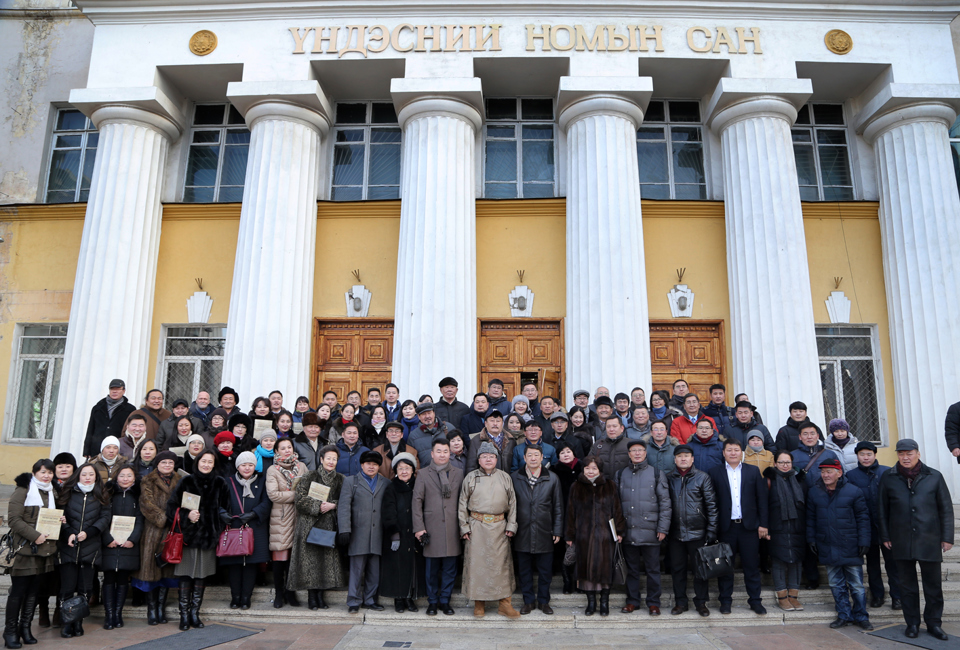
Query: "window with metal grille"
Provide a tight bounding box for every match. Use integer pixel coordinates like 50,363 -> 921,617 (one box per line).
182,104 -> 250,202
792,104 -> 854,201
949,116 -> 960,196
331,102 -> 402,201
637,100 -> 706,200
5,324 -> 68,441
159,326 -> 226,410
44,109 -> 98,203
816,326 -> 886,444
483,98 -> 556,199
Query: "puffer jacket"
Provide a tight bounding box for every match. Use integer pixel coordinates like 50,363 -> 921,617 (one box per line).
824,435 -> 860,472
641,434 -> 682,473
58,487 -> 112,565
806,476 -> 871,566
589,432 -> 631,480
100,481 -> 144,572
775,417 -> 822,451
791,444 -> 840,486
688,432 -> 726,473
670,413 -> 716,444
845,461 -> 889,545
293,432 -> 327,471
616,462 -> 671,546
265,460 -> 308,551
726,418 -> 775,451
667,467 -> 718,542
702,402 -> 733,437
335,439 -> 369,477
510,468 -> 563,554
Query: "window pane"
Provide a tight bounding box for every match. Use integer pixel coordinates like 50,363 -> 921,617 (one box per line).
370,128 -> 401,143
21,337 -> 66,355
225,129 -> 250,144
371,103 -> 398,124
521,98 -> 553,120
798,186 -> 820,201
227,105 -> 245,125
669,101 -> 701,123
218,186 -> 245,202
333,144 -> 365,186
12,360 -> 48,440
522,125 -> 553,140
485,140 -> 517,182
166,337 -> 225,356
637,126 -> 665,141
817,130 -> 846,145
816,336 -> 872,357
820,361 -> 839,424
639,184 -> 670,200
182,186 -> 215,202
80,149 -> 96,191
813,104 -> 845,125
46,190 -> 76,204
45,357 -> 62,440
951,117 -> 960,138
522,140 -> 554,182
522,182 -> 554,198
192,131 -> 220,144
87,133 -> 99,148
331,186 -> 363,201
674,184 -> 707,200
644,101 -> 665,122
791,129 -> 812,143
795,104 -> 811,125
199,359 -> 223,402
368,185 -> 400,200
487,126 -> 515,138
485,98 -> 516,120
369,144 -> 401,186
485,182 -> 517,198
220,145 -> 249,187
793,144 -> 818,186
184,146 -> 220,188
55,135 -> 82,148
336,129 -> 365,142
818,145 -> 852,186
336,103 -> 367,124
671,127 -> 701,142
47,149 -> 81,192
57,109 -> 87,131
840,359 -> 880,442
194,105 -> 226,125
672,142 -> 705,184
164,362 -> 196,408
823,186 -> 855,201
952,142 -> 960,193
637,141 -> 668,183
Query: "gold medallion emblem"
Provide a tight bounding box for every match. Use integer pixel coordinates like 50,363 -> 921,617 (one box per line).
189,30 -> 218,56
824,30 -> 852,55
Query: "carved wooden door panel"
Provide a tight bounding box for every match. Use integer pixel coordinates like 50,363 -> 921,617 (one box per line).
649,321 -> 725,404
314,320 -> 394,406
479,320 -> 563,401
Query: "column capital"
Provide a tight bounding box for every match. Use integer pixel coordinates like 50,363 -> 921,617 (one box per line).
390,77 -> 483,131
557,76 -> 653,132
227,80 -> 332,135
68,86 -> 185,141
854,83 -> 960,144
705,78 -> 812,134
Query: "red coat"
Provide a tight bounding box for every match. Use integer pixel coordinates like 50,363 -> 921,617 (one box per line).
670,414 -> 716,444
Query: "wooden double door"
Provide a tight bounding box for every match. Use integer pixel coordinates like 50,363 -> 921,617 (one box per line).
478,320 -> 563,399
650,321 -> 725,404
313,319 -> 393,404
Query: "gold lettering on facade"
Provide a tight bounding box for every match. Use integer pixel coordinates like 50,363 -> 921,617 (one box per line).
687,26 -> 713,53
824,29 -> 852,55
189,30 -> 217,56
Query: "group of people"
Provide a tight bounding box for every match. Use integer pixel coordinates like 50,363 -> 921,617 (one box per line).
2,376 -> 956,648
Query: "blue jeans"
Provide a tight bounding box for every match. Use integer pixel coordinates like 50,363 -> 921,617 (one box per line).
425,556 -> 458,605
826,564 -> 869,623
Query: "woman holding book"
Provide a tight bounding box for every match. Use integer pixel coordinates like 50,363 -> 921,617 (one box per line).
133,450 -> 180,626
265,438 -> 307,608
101,465 -> 143,630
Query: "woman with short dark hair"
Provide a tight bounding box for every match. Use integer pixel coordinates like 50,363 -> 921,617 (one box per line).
101,465 -> 143,630
134,450 -> 180,626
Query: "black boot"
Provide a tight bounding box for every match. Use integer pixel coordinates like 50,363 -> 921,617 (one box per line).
177,579 -> 192,631
3,595 -> 22,649
561,565 -> 574,594
286,590 -> 301,607
18,590 -> 37,645
101,583 -> 116,630
584,592 -> 597,616
73,595 -> 88,636
317,590 -> 328,610
114,584 -> 128,628
36,600 -> 49,630
307,590 -> 319,610
599,589 -> 610,616
57,599 -> 72,638
51,600 -> 60,628
145,589 -> 159,626
156,586 -> 169,624
189,582 -> 205,629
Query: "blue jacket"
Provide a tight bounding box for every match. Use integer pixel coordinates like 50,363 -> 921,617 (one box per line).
383,402 -> 402,423
845,461 -> 890,545
726,418 -> 775,451
335,439 -> 370,477
688,432 -> 725,473
511,440 -> 559,473
806,476 -> 871,566
791,445 -> 840,487
459,407 -> 487,436
702,402 -> 733,437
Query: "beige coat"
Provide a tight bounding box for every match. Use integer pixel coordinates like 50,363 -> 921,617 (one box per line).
458,468 -> 517,600
744,446 -> 775,474
265,460 -> 308,551
412,462 -> 464,558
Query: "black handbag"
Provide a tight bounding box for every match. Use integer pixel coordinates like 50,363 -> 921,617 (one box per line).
305,527 -> 336,547
612,543 -> 627,585
60,594 -> 90,624
695,541 -> 735,581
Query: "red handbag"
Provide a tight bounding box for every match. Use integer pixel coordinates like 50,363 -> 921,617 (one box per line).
216,479 -> 255,558
159,510 -> 183,565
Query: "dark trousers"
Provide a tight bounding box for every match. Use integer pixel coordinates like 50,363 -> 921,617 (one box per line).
102,569 -> 131,586
718,522 -> 762,607
803,545 -> 820,585
894,559 -> 944,627
425,556 -> 458,605
517,551 -> 553,605
669,538 -> 709,607
866,543 -> 901,601
227,564 -> 257,600
60,562 -> 95,599
347,554 -> 380,607
624,544 -> 661,606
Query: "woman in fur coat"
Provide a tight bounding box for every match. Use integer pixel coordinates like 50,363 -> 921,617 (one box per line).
133,450 -> 180,626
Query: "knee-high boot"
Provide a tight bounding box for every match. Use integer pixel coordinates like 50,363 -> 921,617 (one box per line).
114,584 -> 128,628
101,583 -> 116,630
177,579 -> 193,631
17,590 -> 37,645
189,581 -> 205,629
156,586 -> 169,624
145,589 -> 159,626
3,594 -> 23,649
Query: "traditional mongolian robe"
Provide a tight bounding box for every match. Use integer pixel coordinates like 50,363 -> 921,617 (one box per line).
458,468 -> 518,600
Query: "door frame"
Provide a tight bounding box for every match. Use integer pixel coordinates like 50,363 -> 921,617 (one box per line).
649,319 -> 728,393
477,318 -> 565,398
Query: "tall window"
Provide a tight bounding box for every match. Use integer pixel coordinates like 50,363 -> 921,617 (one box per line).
949,116 -> 960,196
636,100 -> 706,200
793,104 -> 854,201
159,326 -> 226,409
483,98 -> 556,198
183,104 -> 250,202
331,102 -> 401,201
45,109 -> 98,203
6,324 -> 67,441
817,326 -> 885,443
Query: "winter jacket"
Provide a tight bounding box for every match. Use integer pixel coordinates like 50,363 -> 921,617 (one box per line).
83,396 -> 137,458
510,468 -> 563,554
155,415 -> 203,451
878,463 -> 955,563
667,467 -> 718,542
824,435 -> 860,473
189,401 -> 215,428
625,421 -> 652,441
135,469 -> 179,582
124,406 -> 172,441
435,398 -> 470,429
550,459 -> 582,532
589,432 -> 631,480
617,462 -> 672,546
89,454 -> 130,484
411,462 -> 465,558
6,473 -> 58,576
726,418 -> 775,451
547,430 -> 589,459
806,476 -> 871,566
293,433 -> 327,471
743,447 -> 775,474
335,439 -> 369,477
945,400 -> 960,457
670,413 -> 717,444
409,421 -> 455,468
688,432 -> 725,473
167,470 -> 227,551
565,473 -> 625,585
101,481 -> 144,572
486,394 -> 511,417
218,473 -> 272,565
763,467 -> 807,563
380,476 -> 426,599
845,461 -> 889,545
373,441 -> 420,480
465,430 -> 516,474
57,487 -> 112,565
791,444 -> 840,486
641,434 -> 682,473
511,440 -> 559,473
702,402 -> 733,437
338,472 -> 388,556
265,460 -> 307,551
775,417 -> 822,451
459,407 -> 488,437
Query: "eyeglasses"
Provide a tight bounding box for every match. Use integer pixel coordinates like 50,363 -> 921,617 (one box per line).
775,461 -> 793,466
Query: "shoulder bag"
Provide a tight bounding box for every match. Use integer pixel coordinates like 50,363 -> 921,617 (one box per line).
60,594 -> 90,624
156,508 -> 183,567
0,532 -> 25,575
217,478 -> 254,557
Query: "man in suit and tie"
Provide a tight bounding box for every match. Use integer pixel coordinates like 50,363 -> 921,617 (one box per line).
707,438 -> 769,615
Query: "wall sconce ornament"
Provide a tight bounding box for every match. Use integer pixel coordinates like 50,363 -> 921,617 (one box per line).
186,278 -> 213,324
668,268 -> 694,318
509,270 -> 534,317
825,277 -> 851,323
346,270 -> 371,317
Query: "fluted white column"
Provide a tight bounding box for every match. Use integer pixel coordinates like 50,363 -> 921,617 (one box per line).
560,78 -> 653,401
860,90 -> 960,493
221,84 -> 330,404
51,101 -> 181,457
390,80 -> 481,398
709,89 -> 825,428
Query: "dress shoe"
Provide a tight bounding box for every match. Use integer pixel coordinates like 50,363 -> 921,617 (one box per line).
696,603 -> 710,617
720,603 -> 732,615
750,603 -> 767,615
891,599 -> 902,610
805,580 -> 819,590
441,603 -> 455,616
520,603 -> 533,615
829,618 -> 850,629
348,606 -> 360,614
406,598 -> 418,612
858,620 -> 874,631
620,604 -> 637,614
540,603 -> 554,615
394,599 -> 406,613
670,605 -> 688,616
869,596 -> 884,608
648,606 -> 661,616
426,603 -> 438,616
927,625 -> 949,641
904,624 -> 919,638
361,602 -> 385,612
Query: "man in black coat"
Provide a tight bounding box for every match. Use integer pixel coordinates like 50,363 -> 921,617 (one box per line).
878,439 -> 955,641
945,400 -> 960,463
83,379 -> 136,459
707,438 -> 769,615
434,377 -> 470,428
775,401 -> 820,451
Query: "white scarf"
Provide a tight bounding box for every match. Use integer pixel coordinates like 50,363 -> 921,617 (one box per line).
77,482 -> 95,494
25,476 -> 55,508
235,473 -> 255,498
102,455 -> 118,467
